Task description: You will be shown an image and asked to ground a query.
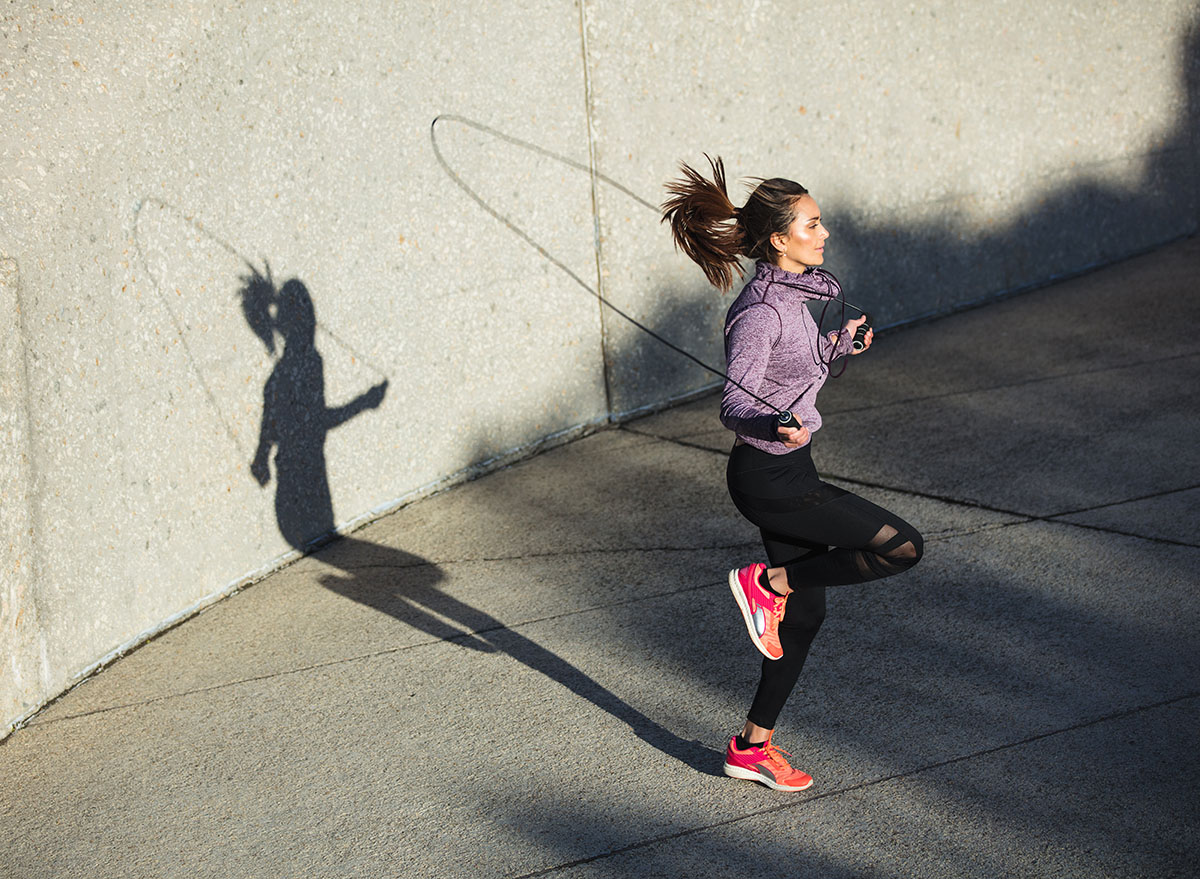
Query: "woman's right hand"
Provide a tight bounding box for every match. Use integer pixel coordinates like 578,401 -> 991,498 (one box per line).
777,414 -> 810,448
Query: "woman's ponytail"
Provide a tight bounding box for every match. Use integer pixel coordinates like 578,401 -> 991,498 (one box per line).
662,155 -> 809,291
661,155 -> 744,291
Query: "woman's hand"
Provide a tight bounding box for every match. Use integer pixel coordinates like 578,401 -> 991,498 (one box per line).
777,414 -> 810,448
364,379 -> 388,409
250,453 -> 271,486
846,315 -> 872,354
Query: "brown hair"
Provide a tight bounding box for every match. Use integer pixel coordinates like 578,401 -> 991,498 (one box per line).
661,154 -> 809,291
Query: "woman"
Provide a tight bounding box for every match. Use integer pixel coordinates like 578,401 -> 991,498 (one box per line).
662,156 -> 923,792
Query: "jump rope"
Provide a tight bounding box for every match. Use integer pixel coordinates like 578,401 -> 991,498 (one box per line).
137,190 -> 867,449
618,273 -> 871,432
132,197 -> 390,458
429,116 -> 870,435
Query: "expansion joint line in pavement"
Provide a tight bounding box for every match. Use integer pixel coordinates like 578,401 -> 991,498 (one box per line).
821,348 -> 1200,418
620,427 -> 1200,550
335,541 -> 754,572
509,690 -> 1200,879
22,573 -> 737,729
824,474 -> 1200,550
617,426 -> 734,455
620,348 -> 1200,447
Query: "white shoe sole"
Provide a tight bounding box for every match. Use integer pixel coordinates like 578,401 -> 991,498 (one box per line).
723,762 -> 813,792
728,568 -> 778,661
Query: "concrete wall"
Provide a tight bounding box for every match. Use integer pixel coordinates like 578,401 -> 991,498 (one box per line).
2,1 -> 1196,734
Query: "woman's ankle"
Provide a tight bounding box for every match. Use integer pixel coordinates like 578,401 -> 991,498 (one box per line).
740,721 -> 773,747
766,567 -> 792,595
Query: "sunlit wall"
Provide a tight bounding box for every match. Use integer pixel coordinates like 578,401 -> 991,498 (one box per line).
3,1 -> 1196,734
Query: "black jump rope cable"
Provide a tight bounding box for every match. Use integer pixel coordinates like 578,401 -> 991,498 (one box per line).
581,277 -> 871,432
134,193 -> 862,436
136,195 -> 864,436
428,115 -> 870,433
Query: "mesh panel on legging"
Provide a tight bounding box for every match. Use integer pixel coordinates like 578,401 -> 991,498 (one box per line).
777,494 -> 924,588
731,498 -> 923,588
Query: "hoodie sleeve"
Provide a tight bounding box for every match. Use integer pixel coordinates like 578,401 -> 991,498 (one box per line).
719,302 -> 784,441
820,324 -> 855,362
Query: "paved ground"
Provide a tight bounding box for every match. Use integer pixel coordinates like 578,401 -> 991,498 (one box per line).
3,238 -> 1198,878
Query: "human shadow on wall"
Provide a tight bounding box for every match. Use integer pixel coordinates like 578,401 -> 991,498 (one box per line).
240,263 -> 717,771
241,263 -> 389,548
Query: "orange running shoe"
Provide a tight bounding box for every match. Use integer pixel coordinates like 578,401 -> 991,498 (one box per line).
723,733 -> 814,792
728,563 -> 787,660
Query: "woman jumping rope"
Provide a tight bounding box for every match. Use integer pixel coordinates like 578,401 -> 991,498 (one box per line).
662,156 -> 924,791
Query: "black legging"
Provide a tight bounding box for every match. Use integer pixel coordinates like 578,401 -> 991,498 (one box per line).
726,441 -> 923,730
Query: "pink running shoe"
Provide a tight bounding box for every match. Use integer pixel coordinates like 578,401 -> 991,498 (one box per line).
728,563 -> 787,660
723,733 -> 813,792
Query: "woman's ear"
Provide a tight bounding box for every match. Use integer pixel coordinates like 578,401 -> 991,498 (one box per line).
769,232 -> 788,258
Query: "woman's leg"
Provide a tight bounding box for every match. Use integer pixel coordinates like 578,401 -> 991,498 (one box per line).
744,534 -> 828,735
726,443 -> 923,735
736,495 -> 923,736
757,492 -> 924,590
725,529 -> 828,793
727,443 -> 923,592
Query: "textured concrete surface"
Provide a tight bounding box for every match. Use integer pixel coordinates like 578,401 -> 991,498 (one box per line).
3,1 -> 1198,742
1,237 -> 1196,878
0,259 -> 46,713
1,1 -> 606,731
586,1 -> 1200,413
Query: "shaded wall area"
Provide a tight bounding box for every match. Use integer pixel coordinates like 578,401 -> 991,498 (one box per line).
1,1 -> 1197,734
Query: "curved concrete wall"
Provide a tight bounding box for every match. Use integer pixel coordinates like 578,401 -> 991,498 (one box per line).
3,2 -> 1197,734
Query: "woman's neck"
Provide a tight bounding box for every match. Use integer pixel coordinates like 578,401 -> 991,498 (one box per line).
772,256 -> 813,275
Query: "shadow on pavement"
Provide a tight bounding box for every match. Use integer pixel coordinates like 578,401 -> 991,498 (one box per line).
242,265 -> 720,774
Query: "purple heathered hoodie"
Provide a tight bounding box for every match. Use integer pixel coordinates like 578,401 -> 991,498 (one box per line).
720,260 -> 855,454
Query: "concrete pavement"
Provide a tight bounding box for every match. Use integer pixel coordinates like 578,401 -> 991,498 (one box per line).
2,237 -> 1198,878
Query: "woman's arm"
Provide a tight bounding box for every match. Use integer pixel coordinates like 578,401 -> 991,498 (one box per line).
324,379 -> 388,429
821,314 -> 870,360
720,303 -> 786,442
251,377 -> 278,486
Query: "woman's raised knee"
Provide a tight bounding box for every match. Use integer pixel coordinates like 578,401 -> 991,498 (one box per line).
892,530 -> 924,568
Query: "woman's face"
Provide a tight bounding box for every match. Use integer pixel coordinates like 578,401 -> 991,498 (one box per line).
773,195 -> 829,271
